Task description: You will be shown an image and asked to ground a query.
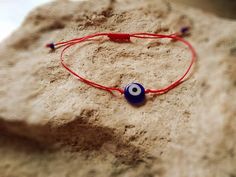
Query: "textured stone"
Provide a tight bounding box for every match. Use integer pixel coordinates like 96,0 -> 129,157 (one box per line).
0,0 -> 235,177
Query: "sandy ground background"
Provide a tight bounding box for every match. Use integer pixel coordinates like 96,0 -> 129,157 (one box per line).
0,0 -> 235,41
0,0 -> 235,177
171,0 -> 236,19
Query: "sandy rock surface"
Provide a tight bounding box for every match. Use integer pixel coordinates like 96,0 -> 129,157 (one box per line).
0,0 -> 236,176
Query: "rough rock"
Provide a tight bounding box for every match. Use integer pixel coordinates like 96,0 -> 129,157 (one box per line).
0,0 -> 235,176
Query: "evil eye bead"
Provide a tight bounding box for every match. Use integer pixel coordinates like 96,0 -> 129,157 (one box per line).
124,83 -> 145,104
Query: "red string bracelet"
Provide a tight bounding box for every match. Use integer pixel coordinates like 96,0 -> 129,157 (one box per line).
46,28 -> 196,105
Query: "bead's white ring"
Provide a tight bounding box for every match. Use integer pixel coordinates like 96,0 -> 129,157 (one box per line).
128,84 -> 142,96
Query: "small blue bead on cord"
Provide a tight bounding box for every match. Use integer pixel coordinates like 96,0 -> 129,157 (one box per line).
180,27 -> 190,34
124,83 -> 146,105
46,43 -> 55,50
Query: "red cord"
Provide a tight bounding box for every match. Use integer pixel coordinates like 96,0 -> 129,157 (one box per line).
47,32 -> 196,95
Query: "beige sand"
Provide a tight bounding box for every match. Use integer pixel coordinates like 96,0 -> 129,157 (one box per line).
0,0 -> 235,176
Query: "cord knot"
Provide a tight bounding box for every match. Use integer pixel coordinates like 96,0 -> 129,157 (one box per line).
107,33 -> 131,43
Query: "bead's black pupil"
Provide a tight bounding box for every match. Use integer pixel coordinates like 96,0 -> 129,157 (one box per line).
132,87 -> 138,92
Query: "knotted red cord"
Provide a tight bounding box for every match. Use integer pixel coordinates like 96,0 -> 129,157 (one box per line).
46,31 -> 196,95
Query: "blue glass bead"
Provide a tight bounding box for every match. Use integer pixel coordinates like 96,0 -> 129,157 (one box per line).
124,83 -> 145,104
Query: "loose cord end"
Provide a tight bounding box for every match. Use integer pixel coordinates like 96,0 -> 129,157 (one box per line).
46,43 -> 55,50
180,27 -> 190,34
